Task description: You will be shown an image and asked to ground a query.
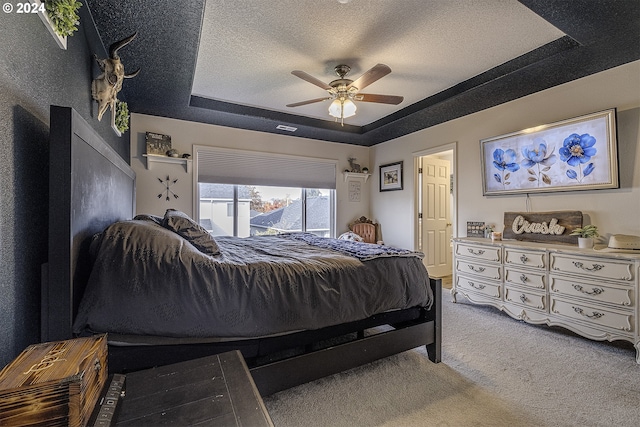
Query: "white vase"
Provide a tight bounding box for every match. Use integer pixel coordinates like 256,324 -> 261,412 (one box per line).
578,237 -> 594,249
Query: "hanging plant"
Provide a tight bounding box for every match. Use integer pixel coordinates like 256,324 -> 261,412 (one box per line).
45,0 -> 83,37
115,101 -> 130,133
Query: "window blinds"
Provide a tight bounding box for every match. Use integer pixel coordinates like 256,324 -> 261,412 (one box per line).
195,146 -> 337,189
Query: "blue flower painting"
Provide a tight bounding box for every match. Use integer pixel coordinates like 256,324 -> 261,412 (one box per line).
560,133 -> 597,182
482,110 -> 616,195
492,148 -> 519,187
521,138 -> 557,186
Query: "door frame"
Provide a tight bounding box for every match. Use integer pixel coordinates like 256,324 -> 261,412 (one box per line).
412,142 -> 458,258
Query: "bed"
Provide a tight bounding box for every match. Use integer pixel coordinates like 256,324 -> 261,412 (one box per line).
41,106 -> 441,396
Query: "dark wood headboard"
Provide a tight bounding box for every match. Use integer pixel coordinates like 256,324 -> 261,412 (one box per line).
42,106 -> 136,342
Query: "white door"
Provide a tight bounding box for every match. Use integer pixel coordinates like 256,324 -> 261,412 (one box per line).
421,156 -> 452,277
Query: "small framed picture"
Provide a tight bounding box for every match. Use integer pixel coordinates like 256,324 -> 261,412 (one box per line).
467,221 -> 485,238
348,180 -> 361,202
380,161 -> 403,192
145,132 -> 172,156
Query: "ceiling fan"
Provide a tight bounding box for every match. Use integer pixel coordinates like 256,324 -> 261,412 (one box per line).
286,64 -> 404,125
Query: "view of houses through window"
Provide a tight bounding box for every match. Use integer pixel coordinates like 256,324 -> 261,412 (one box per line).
198,183 -> 333,237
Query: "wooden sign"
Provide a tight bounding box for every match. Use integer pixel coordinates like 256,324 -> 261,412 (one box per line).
502,211 -> 583,244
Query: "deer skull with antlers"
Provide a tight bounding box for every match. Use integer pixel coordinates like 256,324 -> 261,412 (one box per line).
91,32 -> 140,133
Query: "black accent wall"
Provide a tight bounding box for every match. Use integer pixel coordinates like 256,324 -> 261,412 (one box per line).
0,5 -> 127,366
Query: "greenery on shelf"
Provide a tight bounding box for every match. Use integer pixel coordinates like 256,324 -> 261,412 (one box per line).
570,224 -> 599,238
45,0 -> 83,37
115,101 -> 130,133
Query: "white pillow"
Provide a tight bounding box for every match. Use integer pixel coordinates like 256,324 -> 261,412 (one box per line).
338,231 -> 364,242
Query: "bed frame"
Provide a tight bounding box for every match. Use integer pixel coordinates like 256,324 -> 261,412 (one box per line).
42,106 -> 441,396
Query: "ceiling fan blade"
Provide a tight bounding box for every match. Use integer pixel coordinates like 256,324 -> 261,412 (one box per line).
347,64 -> 392,91
286,97 -> 332,108
291,70 -> 332,91
355,93 -> 404,105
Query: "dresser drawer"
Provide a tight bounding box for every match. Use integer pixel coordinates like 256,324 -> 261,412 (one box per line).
550,253 -> 634,281
505,267 -> 546,290
551,297 -> 634,334
455,259 -> 502,281
455,242 -> 501,262
550,276 -> 634,307
456,275 -> 501,299
505,286 -> 547,312
504,248 -> 546,269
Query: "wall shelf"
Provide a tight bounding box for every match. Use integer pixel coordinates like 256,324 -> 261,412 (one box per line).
343,172 -> 371,182
143,154 -> 192,173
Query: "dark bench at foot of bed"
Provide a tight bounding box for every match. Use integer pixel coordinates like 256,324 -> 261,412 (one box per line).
104,350 -> 274,426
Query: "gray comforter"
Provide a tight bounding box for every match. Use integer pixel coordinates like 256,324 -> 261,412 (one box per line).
73,220 -> 432,339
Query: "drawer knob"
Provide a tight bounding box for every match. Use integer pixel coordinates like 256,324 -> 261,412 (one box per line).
520,254 -> 528,263
572,261 -> 604,272
467,248 -> 485,256
468,265 -> 486,273
520,274 -> 528,283
572,284 -> 604,296
469,281 -> 486,290
572,306 -> 604,319
520,294 -> 528,303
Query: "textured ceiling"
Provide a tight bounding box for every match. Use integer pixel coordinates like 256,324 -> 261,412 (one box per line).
85,0 -> 640,146
192,0 -> 563,127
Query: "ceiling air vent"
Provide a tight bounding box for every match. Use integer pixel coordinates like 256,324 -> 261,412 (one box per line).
276,124 -> 297,132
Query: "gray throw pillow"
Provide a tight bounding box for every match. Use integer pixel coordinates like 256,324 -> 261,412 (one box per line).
162,209 -> 221,256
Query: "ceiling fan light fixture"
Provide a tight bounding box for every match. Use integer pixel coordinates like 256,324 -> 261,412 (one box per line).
342,99 -> 357,118
289,63 -> 398,125
328,99 -> 342,118
328,98 -> 357,119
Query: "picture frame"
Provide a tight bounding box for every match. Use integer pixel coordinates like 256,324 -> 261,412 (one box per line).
379,161 -> 403,192
466,221 -> 485,238
145,132 -> 172,156
348,180 -> 361,202
480,109 -> 618,196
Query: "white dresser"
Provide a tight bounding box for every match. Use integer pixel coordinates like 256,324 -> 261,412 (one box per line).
452,237 -> 640,363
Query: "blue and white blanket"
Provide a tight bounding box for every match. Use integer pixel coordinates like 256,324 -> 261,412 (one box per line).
280,232 -> 424,261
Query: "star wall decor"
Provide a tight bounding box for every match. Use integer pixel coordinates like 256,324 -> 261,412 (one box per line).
158,176 -> 179,201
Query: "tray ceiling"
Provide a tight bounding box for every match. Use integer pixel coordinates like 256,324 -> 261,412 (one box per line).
85,0 -> 640,146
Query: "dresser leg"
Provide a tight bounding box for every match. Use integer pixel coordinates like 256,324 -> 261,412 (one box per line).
450,287 -> 458,303
635,341 -> 640,364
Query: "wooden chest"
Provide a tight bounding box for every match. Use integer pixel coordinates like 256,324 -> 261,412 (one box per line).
0,334 -> 108,427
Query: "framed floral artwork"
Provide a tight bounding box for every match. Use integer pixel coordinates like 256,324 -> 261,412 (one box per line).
480,109 -> 618,196
380,161 -> 403,191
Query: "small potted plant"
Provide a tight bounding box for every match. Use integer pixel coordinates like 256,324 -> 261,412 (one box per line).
115,101 -> 130,134
570,224 -> 599,249
484,224 -> 494,239
45,0 -> 83,37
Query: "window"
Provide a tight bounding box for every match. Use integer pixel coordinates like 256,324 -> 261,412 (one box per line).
199,183 -> 334,237
194,146 -> 337,238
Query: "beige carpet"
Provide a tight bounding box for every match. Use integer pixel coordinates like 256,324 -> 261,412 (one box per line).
263,292 -> 640,427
